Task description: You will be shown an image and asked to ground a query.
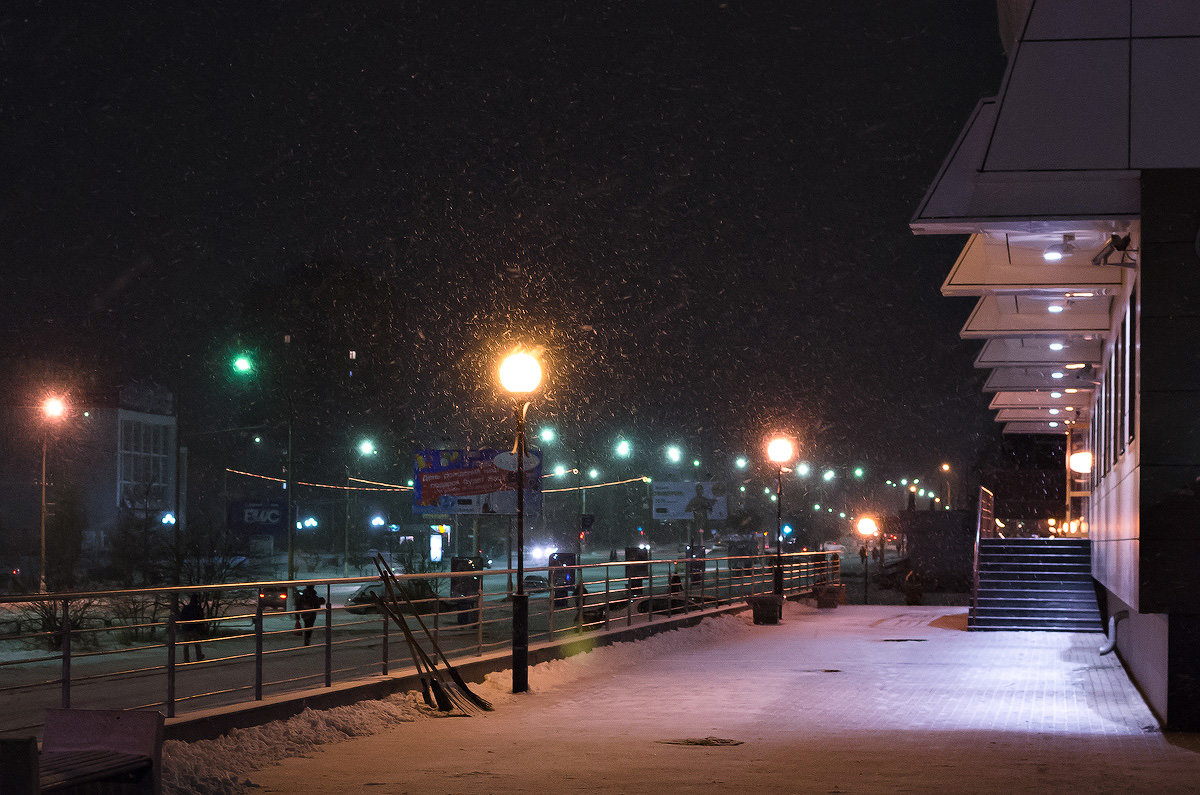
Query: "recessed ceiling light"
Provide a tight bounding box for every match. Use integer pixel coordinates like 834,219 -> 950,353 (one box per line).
1052,372 -> 1064,379
1048,305 -> 1065,313
1049,409 -> 1060,415
1067,291 -> 1095,298
1048,422 -> 1059,428
1065,363 -> 1086,370
1051,392 -> 1062,398
1049,342 -> 1064,351
1065,388 -> 1079,393
1043,234 -> 1076,262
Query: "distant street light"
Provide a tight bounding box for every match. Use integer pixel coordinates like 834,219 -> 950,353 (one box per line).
941,462 -> 952,508
767,436 -> 796,596
358,439 -> 377,456
39,397 -> 68,592
735,456 -> 748,469
499,347 -> 543,694
665,445 -> 682,464
615,439 -> 632,458
540,427 -> 556,444
856,516 -> 879,604
796,462 -> 811,477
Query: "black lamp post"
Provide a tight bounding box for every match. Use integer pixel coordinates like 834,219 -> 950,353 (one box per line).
766,437 -> 795,597
500,349 -> 542,694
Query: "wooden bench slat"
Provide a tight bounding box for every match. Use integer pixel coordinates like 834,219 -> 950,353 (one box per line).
40,750 -> 151,789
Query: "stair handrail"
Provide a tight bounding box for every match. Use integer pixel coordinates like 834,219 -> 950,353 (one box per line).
972,486 -> 995,621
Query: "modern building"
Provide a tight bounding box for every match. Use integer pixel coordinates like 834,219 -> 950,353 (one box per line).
0,380 -> 177,569
912,0 -> 1200,729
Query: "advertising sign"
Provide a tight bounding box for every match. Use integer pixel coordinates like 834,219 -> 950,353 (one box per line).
227,499 -> 286,535
413,448 -> 543,515
652,481 -> 728,522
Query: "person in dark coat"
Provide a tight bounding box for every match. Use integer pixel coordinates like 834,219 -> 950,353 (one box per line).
296,585 -> 325,646
179,594 -> 206,662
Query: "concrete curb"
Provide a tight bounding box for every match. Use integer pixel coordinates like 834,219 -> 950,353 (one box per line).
165,602 -> 750,742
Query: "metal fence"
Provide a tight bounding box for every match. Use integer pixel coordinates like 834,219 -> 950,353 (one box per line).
0,551 -> 839,735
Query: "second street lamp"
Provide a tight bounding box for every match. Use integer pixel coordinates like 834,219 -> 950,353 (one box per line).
499,348 -> 543,694
39,397 -> 67,592
766,436 -> 796,596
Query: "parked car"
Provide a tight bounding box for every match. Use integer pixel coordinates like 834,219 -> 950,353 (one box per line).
523,575 -> 550,593
346,582 -> 387,614
257,586 -> 289,611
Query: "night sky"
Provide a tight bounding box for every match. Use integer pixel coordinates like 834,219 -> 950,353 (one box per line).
1,2 -> 1008,482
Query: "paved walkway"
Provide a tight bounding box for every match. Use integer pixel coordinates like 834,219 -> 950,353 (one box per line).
241,603 -> 1200,793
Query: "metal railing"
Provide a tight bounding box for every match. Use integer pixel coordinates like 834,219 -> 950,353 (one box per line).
0,551 -> 838,734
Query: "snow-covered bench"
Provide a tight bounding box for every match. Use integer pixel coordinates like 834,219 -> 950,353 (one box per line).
0,708 -> 163,794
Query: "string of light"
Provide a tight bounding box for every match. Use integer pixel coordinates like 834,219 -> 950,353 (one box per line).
225,468 -> 409,492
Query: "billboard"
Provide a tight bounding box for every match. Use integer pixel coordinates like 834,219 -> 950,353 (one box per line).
413,448 -> 543,515
652,481 -> 728,522
227,499 -> 286,535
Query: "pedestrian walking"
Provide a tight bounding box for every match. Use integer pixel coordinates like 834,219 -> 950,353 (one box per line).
296,585 -> 325,646
858,545 -> 868,567
179,593 -> 206,662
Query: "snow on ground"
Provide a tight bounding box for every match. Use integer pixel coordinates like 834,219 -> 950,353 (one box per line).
168,603 -> 1200,794
162,611 -> 755,794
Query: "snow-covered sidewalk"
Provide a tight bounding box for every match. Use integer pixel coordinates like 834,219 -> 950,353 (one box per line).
165,603 -> 1200,794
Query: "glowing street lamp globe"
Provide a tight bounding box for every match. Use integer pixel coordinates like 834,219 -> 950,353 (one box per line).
43,397 -> 66,418
498,350 -> 542,394
615,439 -> 632,458
358,439 -> 376,456
766,437 -> 795,465
1069,451 -> 1093,474
856,517 -> 878,537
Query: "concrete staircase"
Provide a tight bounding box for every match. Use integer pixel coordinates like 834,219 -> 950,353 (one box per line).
970,538 -> 1102,632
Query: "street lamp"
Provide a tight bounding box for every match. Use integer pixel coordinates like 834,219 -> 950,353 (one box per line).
767,436 -> 795,596
615,439 -> 631,458
345,439 -> 378,575
39,397 -> 67,592
940,462 -> 952,509
856,517 -> 879,604
665,445 -> 682,464
499,348 -> 543,694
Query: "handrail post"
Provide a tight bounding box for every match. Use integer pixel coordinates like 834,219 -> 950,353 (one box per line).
166,602 -> 177,718
646,562 -> 653,623
381,611 -> 389,676
477,572 -> 484,656
548,571 -> 555,639
324,584 -> 332,688
61,599 -> 71,709
603,564 -> 610,631
254,600 -> 264,701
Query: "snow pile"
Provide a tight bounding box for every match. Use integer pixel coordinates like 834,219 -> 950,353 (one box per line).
163,610 -> 756,794
162,692 -> 428,794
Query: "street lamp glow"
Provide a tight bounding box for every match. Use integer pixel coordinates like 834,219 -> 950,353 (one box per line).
665,446 -> 682,464
358,439 -> 376,456
735,456 -> 748,469
370,515 -> 385,527
1069,451 -> 1094,474
853,467 -> 864,479
232,354 -> 253,374
540,428 -> 556,444
554,464 -> 567,477
588,468 -> 599,479
161,513 -> 176,525
941,463 -> 950,472
498,349 -> 543,394
822,469 -> 835,482
856,517 -> 878,536
796,462 -> 810,477
693,459 -> 701,468
43,397 -> 66,418
766,437 -> 795,464
615,439 -> 631,457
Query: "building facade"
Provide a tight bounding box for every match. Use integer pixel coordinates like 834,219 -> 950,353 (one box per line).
913,1 -> 1200,729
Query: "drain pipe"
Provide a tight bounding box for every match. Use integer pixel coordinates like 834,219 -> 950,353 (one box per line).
1098,611 -> 1129,655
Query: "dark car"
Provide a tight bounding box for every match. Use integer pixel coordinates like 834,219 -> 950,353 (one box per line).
523,575 -> 550,593
257,586 -> 289,611
346,582 -> 387,614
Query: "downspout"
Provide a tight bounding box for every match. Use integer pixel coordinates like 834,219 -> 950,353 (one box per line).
1098,611 -> 1129,655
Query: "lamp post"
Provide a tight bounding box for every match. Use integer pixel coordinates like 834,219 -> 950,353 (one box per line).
766,437 -> 795,596
940,463 -> 952,509
857,517 -> 878,605
39,397 -> 66,592
499,348 -> 542,694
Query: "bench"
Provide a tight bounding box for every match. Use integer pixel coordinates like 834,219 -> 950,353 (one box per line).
0,708 -> 163,794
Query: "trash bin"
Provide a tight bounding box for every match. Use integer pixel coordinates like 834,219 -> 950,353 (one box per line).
747,595 -> 783,625
450,556 -> 482,625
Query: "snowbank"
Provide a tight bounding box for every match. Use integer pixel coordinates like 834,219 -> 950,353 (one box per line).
162,610 -> 756,794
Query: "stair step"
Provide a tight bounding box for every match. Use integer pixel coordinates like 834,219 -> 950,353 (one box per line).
980,553 -> 1090,564
969,623 -> 1103,633
977,597 -> 1097,610
979,587 -> 1095,600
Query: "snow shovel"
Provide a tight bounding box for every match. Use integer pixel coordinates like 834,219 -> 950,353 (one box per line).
375,555 -> 493,712
372,560 -> 467,713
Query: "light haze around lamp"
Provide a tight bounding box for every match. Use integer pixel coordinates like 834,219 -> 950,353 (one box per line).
499,347 -> 543,694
